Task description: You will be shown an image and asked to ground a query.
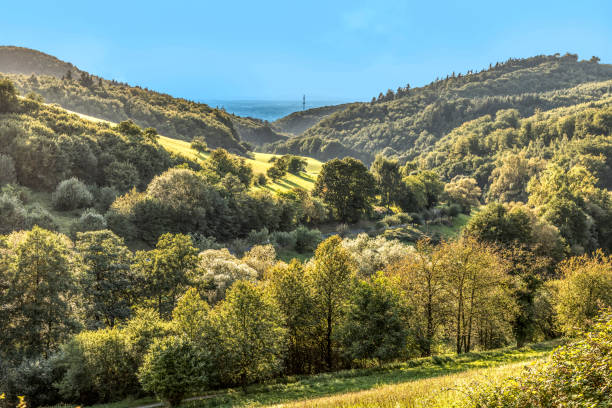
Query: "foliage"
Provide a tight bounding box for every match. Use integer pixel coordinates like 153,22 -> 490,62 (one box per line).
51,178 -> 92,211
460,313 -> 612,408
444,176 -> 481,213
314,157 -> 376,222
555,251 -> 612,334
340,274 -> 408,364
138,336 -> 211,407
208,280 -> 287,388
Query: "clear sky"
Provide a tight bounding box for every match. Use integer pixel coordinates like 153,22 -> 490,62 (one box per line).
2,0 -> 611,101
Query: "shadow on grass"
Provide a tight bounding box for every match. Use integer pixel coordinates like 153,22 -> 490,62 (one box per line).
185,340 -> 560,408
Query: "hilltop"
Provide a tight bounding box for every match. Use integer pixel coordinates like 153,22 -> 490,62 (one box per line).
267,54 -> 612,163
0,46 -> 286,153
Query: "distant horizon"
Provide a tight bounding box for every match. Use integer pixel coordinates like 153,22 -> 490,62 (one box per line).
2,0 -> 611,100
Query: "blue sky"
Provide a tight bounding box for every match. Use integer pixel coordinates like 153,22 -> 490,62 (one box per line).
2,0 -> 611,101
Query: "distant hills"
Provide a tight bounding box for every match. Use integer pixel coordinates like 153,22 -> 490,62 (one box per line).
265,54 -> 612,163
0,46 -> 289,153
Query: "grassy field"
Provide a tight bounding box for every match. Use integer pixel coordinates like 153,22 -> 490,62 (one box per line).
157,135 -> 322,193
418,213 -> 471,240
177,341 -> 558,408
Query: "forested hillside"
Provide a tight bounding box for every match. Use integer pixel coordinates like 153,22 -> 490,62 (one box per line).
267,54 -> 612,162
0,46 -> 290,153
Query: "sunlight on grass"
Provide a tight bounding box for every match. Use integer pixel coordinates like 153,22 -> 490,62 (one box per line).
157,135 -> 322,193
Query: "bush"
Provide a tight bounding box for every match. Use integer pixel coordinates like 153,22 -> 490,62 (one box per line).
104,161 -> 140,192
70,208 -> 107,237
52,178 -> 93,211
460,313 -> 612,408
257,173 -> 268,186
294,226 -> 322,252
270,230 -> 297,249
5,356 -> 63,408
0,154 -> 16,185
409,212 -> 424,225
57,328 -> 139,404
95,186 -> 119,213
246,227 -> 271,246
138,336 -> 211,408
449,203 -> 462,217
0,193 -> 27,234
25,204 -> 58,231
190,137 -> 208,153
189,233 -> 223,251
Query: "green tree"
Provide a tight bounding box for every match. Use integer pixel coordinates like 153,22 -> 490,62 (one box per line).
464,203 -> 532,245
172,288 -> 210,343
314,157 -> 376,222
267,260 -> 321,373
308,235 -> 356,369
444,176 -> 482,213
266,157 -> 288,180
370,154 -> 402,208
1,227 -> 80,357
555,251 -> 612,334
340,273 -> 407,364
134,233 -> 198,318
138,336 -> 211,408
209,280 -> 287,389
190,137 -> 208,154
0,78 -> 19,113
387,239 -> 448,356
76,230 -> 134,329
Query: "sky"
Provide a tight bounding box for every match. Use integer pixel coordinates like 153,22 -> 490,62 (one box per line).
2,0 -> 611,101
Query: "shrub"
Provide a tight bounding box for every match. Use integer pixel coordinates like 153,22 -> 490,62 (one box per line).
0,194 -> 27,234
57,328 -> 139,404
190,137 -> 208,153
95,186 -> 119,213
52,178 -> 93,211
294,226 -> 322,252
5,356 -> 63,408
460,313 -> 612,408
246,227 -> 271,246
189,233 -> 223,251
104,161 -> 140,192
270,230 -> 297,249
0,154 -> 16,185
138,336 -> 211,408
257,173 -> 268,186
70,208 -> 107,237
449,203 -> 462,217
25,204 -> 58,231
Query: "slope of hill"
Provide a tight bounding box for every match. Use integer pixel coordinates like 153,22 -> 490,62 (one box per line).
0,46 -> 270,154
272,103 -> 354,135
266,54 -> 612,162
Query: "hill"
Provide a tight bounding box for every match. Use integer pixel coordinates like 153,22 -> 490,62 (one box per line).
0,46 -> 290,153
271,103 -> 354,135
266,54 -> 612,163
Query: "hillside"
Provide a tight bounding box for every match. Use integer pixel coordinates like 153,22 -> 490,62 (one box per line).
267,54 -> 612,162
0,46 -> 289,153
271,103 -> 354,135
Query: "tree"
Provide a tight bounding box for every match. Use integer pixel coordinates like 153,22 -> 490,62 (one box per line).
370,154 -> 402,208
267,157 -> 288,180
444,176 -> 482,213
190,137 -> 208,154
0,227 -> 79,357
76,230 -> 134,329
464,203 -> 532,245
286,155 -> 307,174
266,260 -> 321,373
0,78 -> 19,113
487,152 -> 542,203
209,280 -> 286,389
0,154 -> 17,185
52,178 -> 93,211
340,274 -> 407,364
172,288 -> 210,343
308,236 -> 356,369
314,157 -> 376,222
555,251 -> 612,334
438,239 -> 515,353
134,233 -> 198,318
386,239 -> 448,356
138,336 -> 211,407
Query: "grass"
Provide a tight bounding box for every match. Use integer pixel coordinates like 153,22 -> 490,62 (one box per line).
181,340 -> 559,408
157,135 -> 322,193
419,213 -> 470,240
